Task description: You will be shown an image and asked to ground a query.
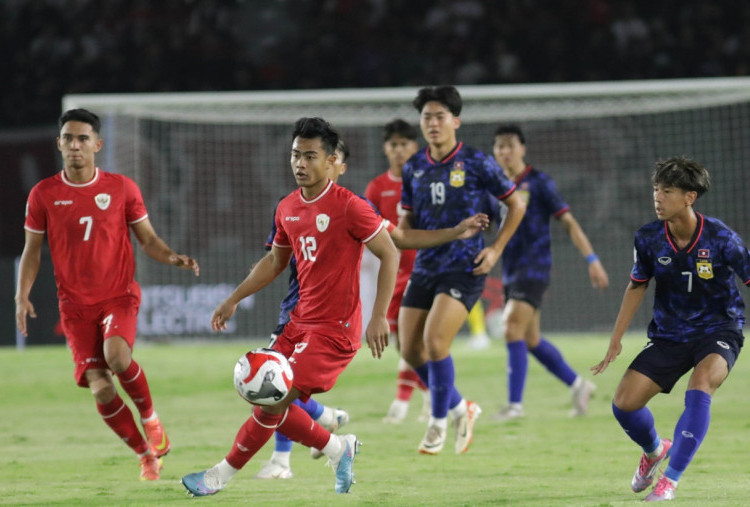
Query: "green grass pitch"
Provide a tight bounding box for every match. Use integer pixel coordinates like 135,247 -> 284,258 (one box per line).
1,333 -> 748,505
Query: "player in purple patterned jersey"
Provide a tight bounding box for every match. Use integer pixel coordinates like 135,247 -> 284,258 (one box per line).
491,125 -> 609,422
592,156 -> 750,502
399,86 -> 526,455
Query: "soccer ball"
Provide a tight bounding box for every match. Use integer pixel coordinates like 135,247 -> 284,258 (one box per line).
233,348 -> 294,406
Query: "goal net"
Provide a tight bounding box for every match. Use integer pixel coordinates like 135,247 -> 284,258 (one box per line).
63,77 -> 750,340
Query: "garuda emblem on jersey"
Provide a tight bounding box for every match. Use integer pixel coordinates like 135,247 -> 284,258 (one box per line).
95,193 -> 111,210
316,213 -> 330,232
696,260 -> 713,280
450,161 -> 465,188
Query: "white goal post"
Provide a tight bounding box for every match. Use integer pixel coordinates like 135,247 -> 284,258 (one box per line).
63,77 -> 750,340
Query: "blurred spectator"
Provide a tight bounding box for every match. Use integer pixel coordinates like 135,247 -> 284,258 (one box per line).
2,0 -> 749,129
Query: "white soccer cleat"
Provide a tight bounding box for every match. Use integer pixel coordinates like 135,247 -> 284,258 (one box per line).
467,332 -> 491,350
570,378 -> 596,417
382,399 -> 408,424
492,404 -> 525,422
454,400 -> 482,454
418,424 -> 447,455
255,458 -> 293,479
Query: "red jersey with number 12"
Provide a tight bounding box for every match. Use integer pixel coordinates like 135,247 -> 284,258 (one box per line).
273,180 -> 384,344
24,168 -> 148,306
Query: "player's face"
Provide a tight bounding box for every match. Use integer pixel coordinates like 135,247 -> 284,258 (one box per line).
419,101 -> 460,147
493,134 -> 526,172
291,136 -> 335,192
328,149 -> 348,182
653,184 -> 696,221
57,121 -> 102,171
383,134 -> 418,170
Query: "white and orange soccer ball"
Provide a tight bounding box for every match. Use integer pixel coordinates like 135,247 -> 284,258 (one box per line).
233,348 -> 294,406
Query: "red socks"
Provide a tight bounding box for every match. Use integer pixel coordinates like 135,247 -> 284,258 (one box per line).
96,394 -> 149,454
225,404 -> 332,470
397,368 -> 427,401
116,360 -> 154,420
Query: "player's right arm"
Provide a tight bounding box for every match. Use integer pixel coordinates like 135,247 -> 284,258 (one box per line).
591,280 -> 647,375
211,246 -> 293,331
15,231 -> 44,336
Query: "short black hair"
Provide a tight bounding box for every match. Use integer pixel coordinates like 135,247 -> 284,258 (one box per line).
58,108 -> 101,134
412,86 -> 462,116
652,156 -> 711,198
292,117 -> 339,156
382,119 -> 418,142
494,124 -> 525,144
336,138 -> 350,162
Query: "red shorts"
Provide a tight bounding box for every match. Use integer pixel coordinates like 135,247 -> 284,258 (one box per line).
386,275 -> 409,333
60,293 -> 140,387
272,320 -> 358,402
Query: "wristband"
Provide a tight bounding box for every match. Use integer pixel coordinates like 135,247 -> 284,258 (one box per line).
585,253 -> 599,264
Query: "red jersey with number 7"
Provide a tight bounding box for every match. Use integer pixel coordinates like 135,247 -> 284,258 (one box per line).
24,168 -> 148,305
273,180 -> 385,344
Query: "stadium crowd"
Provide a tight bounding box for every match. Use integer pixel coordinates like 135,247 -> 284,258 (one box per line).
3,0 -> 750,129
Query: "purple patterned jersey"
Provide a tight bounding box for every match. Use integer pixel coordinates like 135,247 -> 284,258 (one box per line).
631,213 -> 750,342
402,142 -> 516,277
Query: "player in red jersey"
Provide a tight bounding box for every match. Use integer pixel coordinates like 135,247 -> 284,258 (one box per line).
181,117 -> 400,496
15,109 -> 200,481
366,119 -> 431,424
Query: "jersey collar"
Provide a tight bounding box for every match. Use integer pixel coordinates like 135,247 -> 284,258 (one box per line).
426,142 -> 462,165
61,167 -> 100,187
299,178 -> 334,204
664,212 -> 704,253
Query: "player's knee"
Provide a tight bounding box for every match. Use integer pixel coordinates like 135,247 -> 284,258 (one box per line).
90,379 -> 117,405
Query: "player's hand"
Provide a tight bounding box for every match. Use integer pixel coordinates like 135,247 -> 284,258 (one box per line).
472,246 -> 500,275
211,300 -> 238,332
15,298 -> 37,337
454,213 -> 489,240
589,261 -> 609,289
170,254 -> 200,276
590,340 -> 622,375
365,315 -> 390,359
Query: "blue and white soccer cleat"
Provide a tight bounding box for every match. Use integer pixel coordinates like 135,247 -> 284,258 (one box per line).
181,469 -> 223,497
329,434 -> 360,494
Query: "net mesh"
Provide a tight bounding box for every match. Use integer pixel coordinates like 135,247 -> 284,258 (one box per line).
64,78 -> 750,339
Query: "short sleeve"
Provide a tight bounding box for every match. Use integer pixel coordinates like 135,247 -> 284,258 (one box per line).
482,156 -> 516,200
24,185 -> 46,233
630,232 -> 652,283
401,161 -> 414,211
347,195 -> 385,243
124,177 -> 148,224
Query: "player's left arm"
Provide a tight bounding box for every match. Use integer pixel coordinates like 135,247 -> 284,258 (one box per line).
473,190 -> 526,275
364,228 -> 399,359
558,211 -> 609,289
390,213 -> 489,249
131,218 -> 200,276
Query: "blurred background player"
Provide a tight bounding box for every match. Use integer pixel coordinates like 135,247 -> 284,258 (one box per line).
255,139 -> 352,480
182,117 -> 399,496
399,86 -> 526,455
15,108 -> 200,481
366,119 -> 430,424
491,124 -> 607,422
592,156 -> 750,501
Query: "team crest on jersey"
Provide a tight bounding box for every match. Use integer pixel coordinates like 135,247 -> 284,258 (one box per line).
95,193 -> 111,210
316,213 -> 330,232
450,161 -> 465,188
696,261 -> 713,279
